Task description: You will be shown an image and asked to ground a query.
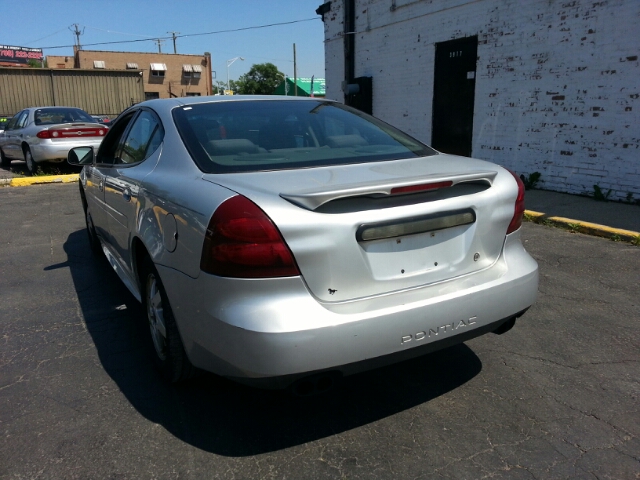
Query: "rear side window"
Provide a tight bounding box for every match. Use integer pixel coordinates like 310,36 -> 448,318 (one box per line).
119,111 -> 164,164
15,111 -> 29,129
96,112 -> 136,165
172,100 -> 436,173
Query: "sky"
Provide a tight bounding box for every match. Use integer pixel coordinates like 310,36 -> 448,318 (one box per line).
2,0 -> 326,83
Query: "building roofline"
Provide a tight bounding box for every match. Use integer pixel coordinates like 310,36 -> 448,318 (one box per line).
74,49 -> 208,58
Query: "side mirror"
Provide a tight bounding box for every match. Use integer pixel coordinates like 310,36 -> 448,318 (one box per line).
68,146 -> 94,166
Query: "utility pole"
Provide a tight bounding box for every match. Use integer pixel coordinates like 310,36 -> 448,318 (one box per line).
69,24 -> 84,50
154,39 -> 165,53
167,31 -> 180,54
293,43 -> 298,96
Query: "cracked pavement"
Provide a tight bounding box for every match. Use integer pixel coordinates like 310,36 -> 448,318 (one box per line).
1,184 -> 639,479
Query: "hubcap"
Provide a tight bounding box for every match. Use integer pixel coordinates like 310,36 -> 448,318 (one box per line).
146,273 -> 167,361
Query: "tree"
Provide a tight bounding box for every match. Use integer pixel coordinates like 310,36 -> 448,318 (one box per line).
27,59 -> 46,68
213,80 -> 226,95
213,79 -> 239,95
236,63 -> 284,95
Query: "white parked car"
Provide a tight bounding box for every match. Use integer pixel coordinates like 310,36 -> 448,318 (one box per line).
68,96 -> 538,394
0,107 -> 107,174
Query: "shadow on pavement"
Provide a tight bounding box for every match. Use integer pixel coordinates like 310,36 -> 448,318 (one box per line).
53,229 -> 483,457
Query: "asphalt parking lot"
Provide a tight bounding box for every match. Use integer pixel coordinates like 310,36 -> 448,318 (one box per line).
1,183 -> 639,479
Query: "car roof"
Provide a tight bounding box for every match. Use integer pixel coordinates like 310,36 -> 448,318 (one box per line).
32,106 -> 85,110
138,95 -> 336,115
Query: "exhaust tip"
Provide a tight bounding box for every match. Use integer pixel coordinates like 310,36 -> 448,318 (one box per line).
492,317 -> 516,335
290,371 -> 341,397
492,307 -> 531,335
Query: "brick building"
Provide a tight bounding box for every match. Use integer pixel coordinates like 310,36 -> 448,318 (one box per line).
48,49 -> 213,100
318,0 -> 640,201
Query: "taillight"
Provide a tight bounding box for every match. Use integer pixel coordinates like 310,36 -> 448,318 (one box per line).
200,195 -> 300,278
506,169 -> 525,234
36,128 -> 106,139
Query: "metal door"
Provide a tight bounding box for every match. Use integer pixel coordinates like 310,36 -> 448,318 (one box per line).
431,36 -> 478,157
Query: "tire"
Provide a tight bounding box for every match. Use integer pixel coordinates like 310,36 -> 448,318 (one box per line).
0,148 -> 10,168
78,186 -> 102,255
24,147 -> 37,175
85,208 -> 103,255
141,256 -> 196,383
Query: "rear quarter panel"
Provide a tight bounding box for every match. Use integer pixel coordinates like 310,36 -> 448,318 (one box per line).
136,129 -> 235,280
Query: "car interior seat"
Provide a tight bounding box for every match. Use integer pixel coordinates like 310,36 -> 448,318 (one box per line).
259,122 -> 297,150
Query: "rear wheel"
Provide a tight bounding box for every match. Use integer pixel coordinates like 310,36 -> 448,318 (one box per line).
85,208 -> 102,255
24,148 -> 37,175
0,148 -> 10,168
141,257 -> 196,382
79,186 -> 102,255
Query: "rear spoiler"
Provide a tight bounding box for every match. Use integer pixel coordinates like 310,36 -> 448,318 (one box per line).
280,170 -> 498,210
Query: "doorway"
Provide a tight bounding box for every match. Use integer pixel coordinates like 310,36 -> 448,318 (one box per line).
431,36 -> 478,157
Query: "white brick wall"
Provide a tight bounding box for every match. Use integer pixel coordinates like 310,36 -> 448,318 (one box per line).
322,0 -> 640,201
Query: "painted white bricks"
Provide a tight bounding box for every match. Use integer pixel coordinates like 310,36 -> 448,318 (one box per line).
322,0 -> 640,200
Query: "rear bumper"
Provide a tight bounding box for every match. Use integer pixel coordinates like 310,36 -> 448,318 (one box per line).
159,230 -> 538,387
30,139 -> 103,162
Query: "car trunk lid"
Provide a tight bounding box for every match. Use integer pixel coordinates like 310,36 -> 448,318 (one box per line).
202,154 -> 517,303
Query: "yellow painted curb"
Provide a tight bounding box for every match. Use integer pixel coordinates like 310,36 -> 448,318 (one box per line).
8,174 -> 79,187
523,210 -> 545,220
547,216 -> 640,240
524,209 -> 640,243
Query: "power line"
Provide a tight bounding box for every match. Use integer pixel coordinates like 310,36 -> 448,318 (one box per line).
40,18 -> 319,50
83,25 -> 155,38
23,27 -> 69,46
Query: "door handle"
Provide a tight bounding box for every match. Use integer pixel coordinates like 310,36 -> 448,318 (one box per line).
123,188 -> 131,202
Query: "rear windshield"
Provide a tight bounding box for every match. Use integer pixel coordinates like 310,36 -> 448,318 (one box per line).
172,100 -> 436,173
34,108 -> 95,126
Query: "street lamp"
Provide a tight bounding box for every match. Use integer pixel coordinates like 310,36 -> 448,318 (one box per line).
226,57 -> 244,93
277,72 -> 289,95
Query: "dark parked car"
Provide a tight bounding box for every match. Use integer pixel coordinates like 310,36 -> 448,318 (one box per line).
91,115 -> 111,125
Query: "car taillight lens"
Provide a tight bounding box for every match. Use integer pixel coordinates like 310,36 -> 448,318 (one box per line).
201,195 -> 301,278
506,169 -> 525,235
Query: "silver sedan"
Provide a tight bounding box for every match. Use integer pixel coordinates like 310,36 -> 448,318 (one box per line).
68,96 -> 538,393
0,107 -> 107,174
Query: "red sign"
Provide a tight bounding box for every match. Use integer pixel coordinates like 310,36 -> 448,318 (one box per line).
0,45 -> 44,64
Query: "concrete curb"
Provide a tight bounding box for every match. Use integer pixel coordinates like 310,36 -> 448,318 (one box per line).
524,209 -> 640,244
0,174 -> 79,187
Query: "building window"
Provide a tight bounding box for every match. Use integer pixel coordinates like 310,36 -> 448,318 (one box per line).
182,64 -> 193,78
145,92 -> 160,100
186,92 -> 201,97
150,63 -> 167,77
126,62 -> 139,69
93,60 -> 106,69
192,64 -> 202,79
